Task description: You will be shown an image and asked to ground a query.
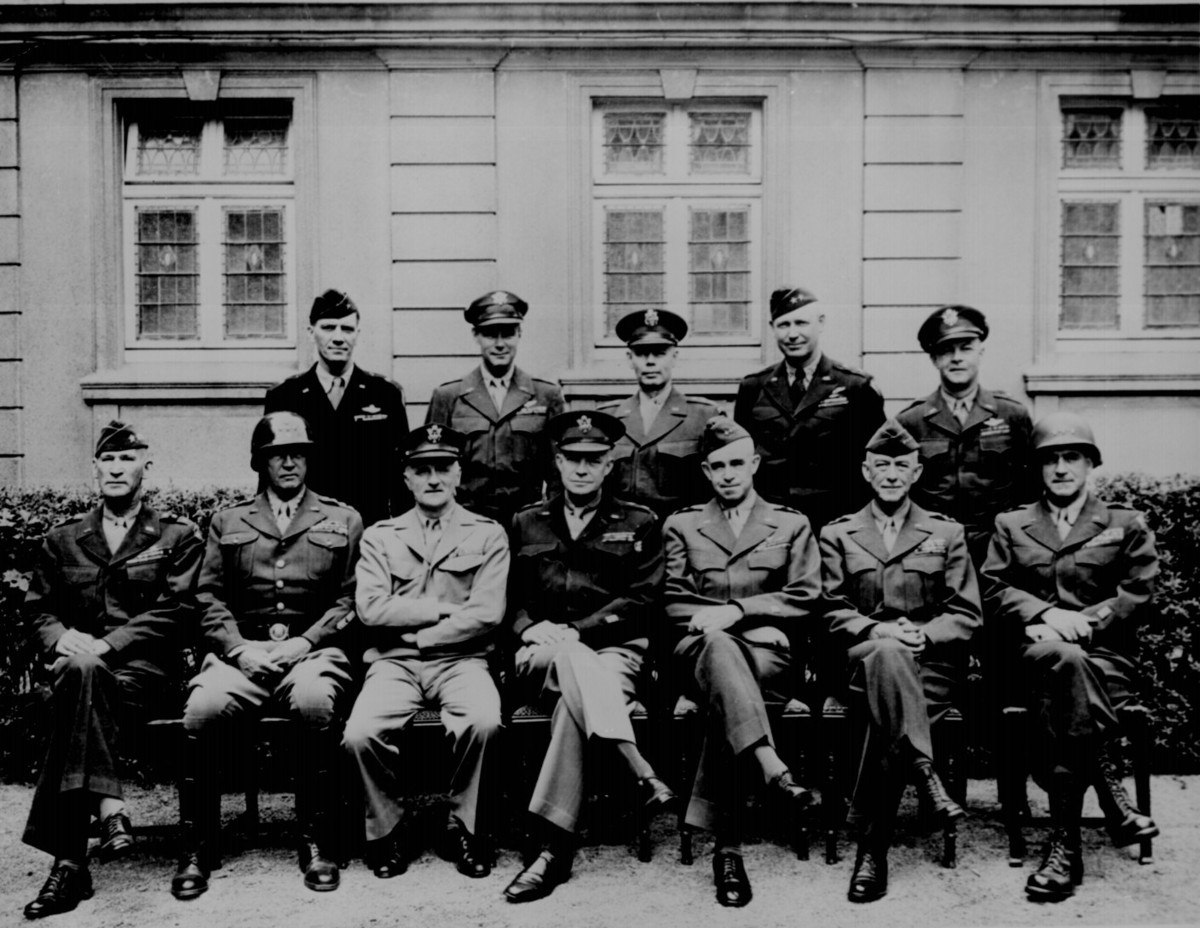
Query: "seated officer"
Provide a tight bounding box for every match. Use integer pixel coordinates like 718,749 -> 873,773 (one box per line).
982,412 -> 1158,903
820,420 -> 980,903
22,422 -> 204,920
663,416 -> 821,907
173,412 -> 363,900
503,410 -> 675,903
342,424 -> 507,880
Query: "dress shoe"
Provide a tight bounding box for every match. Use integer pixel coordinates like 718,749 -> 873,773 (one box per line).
847,846 -> 888,903
299,839 -> 340,892
98,812 -> 134,861
366,833 -> 409,879
913,760 -> 964,824
439,821 -> 491,878
24,861 -> 93,919
1025,830 -> 1083,902
712,851 -> 752,908
503,848 -> 572,903
637,775 -> 677,815
171,851 -> 210,901
767,770 -> 813,808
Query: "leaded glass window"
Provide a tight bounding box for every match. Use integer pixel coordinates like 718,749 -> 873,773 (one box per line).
603,112 -> 665,175
689,207 -> 751,333
136,123 -> 202,176
1145,202 -> 1200,327
1063,108 -> 1122,169
689,112 -> 751,174
135,208 -> 199,339
1060,202 -> 1120,329
224,117 -> 289,175
224,207 -> 288,338
603,208 -> 665,333
1146,104 -> 1200,170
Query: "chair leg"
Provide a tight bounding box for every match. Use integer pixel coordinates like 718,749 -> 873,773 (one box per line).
999,707 -> 1028,865
244,720 -> 261,834
940,719 -> 962,869
679,823 -> 694,866
637,818 -> 653,863
823,720 -> 842,865
1128,707 -> 1154,865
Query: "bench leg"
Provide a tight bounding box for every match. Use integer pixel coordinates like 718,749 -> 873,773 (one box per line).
999,708 -> 1028,865
1129,711 -> 1154,865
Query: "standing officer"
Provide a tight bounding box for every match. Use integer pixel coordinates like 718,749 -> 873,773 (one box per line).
172,412 -> 363,901
342,424 -> 508,881
22,422 -> 204,920
663,416 -> 821,907
982,412 -> 1158,903
821,420 -> 980,903
735,286 -> 884,531
502,411 -> 674,903
897,305 -> 1034,566
426,290 -> 565,526
597,308 -> 721,519
265,288 -> 410,527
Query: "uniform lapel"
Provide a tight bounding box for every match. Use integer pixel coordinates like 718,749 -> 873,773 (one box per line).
961,388 -> 996,433
731,495 -> 779,559
1021,501 -> 1063,553
75,506 -> 114,564
793,354 -> 835,416
924,391 -> 962,437
109,506 -> 161,564
643,388 -> 687,444
498,367 -> 535,420
458,368 -> 500,422
886,505 -> 932,563
845,506 -> 890,564
1061,494 -> 1110,550
427,505 -> 470,567
616,393 -> 646,445
762,363 -> 795,419
340,365 -> 372,419
243,493 -> 282,540
696,498 -> 737,554
393,508 -> 427,562
282,488 -> 326,540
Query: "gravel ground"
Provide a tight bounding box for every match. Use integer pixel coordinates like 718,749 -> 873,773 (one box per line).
1,777 -> 1196,928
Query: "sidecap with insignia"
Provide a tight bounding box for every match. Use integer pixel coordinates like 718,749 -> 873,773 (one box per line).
465,290 -> 529,329
549,410 -> 625,453
614,308 -> 688,346
698,415 -> 752,460
864,419 -> 920,458
917,304 -> 989,353
95,420 -> 148,457
769,286 -> 818,322
404,424 -> 467,462
1032,411 -> 1102,466
309,288 -> 358,325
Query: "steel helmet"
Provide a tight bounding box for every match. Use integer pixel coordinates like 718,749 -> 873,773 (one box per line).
1031,411 -> 1102,466
250,412 -> 315,472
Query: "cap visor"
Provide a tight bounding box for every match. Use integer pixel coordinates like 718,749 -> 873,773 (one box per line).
557,440 -> 611,453
405,449 -> 459,462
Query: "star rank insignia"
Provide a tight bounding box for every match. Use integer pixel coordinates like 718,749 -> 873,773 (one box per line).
577,414 -> 593,433
427,424 -> 443,443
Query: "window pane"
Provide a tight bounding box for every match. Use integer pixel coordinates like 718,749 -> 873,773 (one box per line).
1062,108 -> 1122,169
1146,103 -> 1200,170
224,117 -> 289,175
1060,201 -> 1120,329
134,208 -> 199,340
135,121 -> 202,176
689,111 -> 751,175
603,208 -> 664,335
1145,202 -> 1200,327
603,112 -> 665,175
224,207 -> 287,339
689,207 -> 751,334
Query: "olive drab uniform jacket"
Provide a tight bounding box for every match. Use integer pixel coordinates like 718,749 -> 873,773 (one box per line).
26,504 -> 205,665
598,387 -> 722,520
196,489 -> 363,656
426,366 -> 565,524
735,354 -> 885,529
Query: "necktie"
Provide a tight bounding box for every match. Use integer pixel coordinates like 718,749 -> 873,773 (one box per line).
274,500 -> 294,535
641,400 -> 659,435
1055,508 -> 1073,540
425,518 -> 442,553
882,516 -> 899,553
328,376 -> 345,410
789,371 -> 806,409
726,506 -> 747,538
488,379 -> 506,414
953,398 -> 970,426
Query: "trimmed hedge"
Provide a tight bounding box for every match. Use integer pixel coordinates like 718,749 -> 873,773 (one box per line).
1,477 -> 1198,782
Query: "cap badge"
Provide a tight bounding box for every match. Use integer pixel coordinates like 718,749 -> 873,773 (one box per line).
577,414 -> 593,434
427,424 -> 443,444
942,308 -> 959,326
643,309 -> 659,327
490,291 -> 510,306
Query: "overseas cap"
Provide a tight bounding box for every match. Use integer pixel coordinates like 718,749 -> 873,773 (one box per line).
1032,411 -> 1102,466
549,410 -> 625,453
95,420 -> 148,457
769,286 -> 818,322
309,288 -> 358,325
698,415 -> 753,460
465,290 -> 528,328
864,419 -> 920,458
615,308 -> 688,347
250,412 -> 314,471
917,305 -> 989,353
404,424 -> 467,463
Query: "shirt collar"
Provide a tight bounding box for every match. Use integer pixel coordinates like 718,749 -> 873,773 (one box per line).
940,384 -> 979,411
564,493 -> 603,520
870,499 -> 911,532
480,364 -> 514,391
266,488 -> 302,517
1047,490 -> 1088,527
421,503 -> 456,528
785,351 -> 822,385
315,362 -> 354,393
102,502 -> 142,529
720,490 -> 758,519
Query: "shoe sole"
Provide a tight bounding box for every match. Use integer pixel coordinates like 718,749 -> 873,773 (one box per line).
97,838 -> 135,863
504,872 -> 571,903
1025,886 -> 1075,902
25,887 -> 95,919
171,884 -> 209,902
304,879 -> 340,892
847,888 -> 887,904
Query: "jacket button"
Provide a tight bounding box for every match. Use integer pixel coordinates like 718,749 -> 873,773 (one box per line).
276,601 -> 286,611
276,579 -> 284,589
276,559 -> 286,568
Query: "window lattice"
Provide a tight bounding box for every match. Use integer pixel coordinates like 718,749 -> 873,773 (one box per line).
1063,110 -> 1122,169
135,208 -> 199,339
1060,201 -> 1120,329
136,123 -> 202,176
1147,105 -> 1200,170
689,112 -> 751,174
603,209 -> 665,334
603,112 -> 665,174
224,118 -> 289,175
1145,202 -> 1200,327
223,207 -> 287,339
689,208 -> 751,333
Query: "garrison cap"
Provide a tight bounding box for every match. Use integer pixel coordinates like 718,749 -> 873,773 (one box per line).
465,290 -> 528,329
250,412 -> 315,471
309,288 -> 358,325
769,286 -> 819,322
1032,411 -> 1102,466
615,308 -> 688,347
698,415 -> 753,460
404,424 -> 467,463
549,410 -> 625,453
95,420 -> 148,457
864,419 -> 920,458
918,305 -> 989,353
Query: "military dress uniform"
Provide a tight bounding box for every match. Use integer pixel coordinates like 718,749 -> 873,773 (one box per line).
735,354 -> 884,530
342,489 -> 508,859
664,492 -> 821,833
23,502 -> 204,857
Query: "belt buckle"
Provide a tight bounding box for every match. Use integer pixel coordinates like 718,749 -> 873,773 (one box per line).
268,623 -> 289,642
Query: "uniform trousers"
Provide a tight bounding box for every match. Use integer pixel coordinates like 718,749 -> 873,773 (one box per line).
1021,640 -> 1135,783
845,637 -> 958,825
23,653 -> 170,857
514,638 -> 645,834
342,655 -> 501,841
674,631 -> 789,832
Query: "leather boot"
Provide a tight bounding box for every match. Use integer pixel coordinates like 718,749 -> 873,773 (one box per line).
24,860 -> 93,919
1093,742 -> 1158,848
912,758 -> 965,824
296,728 -> 341,892
172,731 -> 220,901
848,777 -> 900,903
1026,783 -> 1084,902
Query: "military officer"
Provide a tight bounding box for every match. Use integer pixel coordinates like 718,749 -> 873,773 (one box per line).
821,420 -> 980,903
897,305 -> 1035,566
265,288 -> 411,526
502,411 -> 675,903
982,412 -> 1158,903
172,412 -> 363,900
735,286 -> 885,531
22,421 -> 204,920
342,424 -> 507,881
663,416 -> 821,907
426,290 -> 565,525
597,308 -> 722,519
